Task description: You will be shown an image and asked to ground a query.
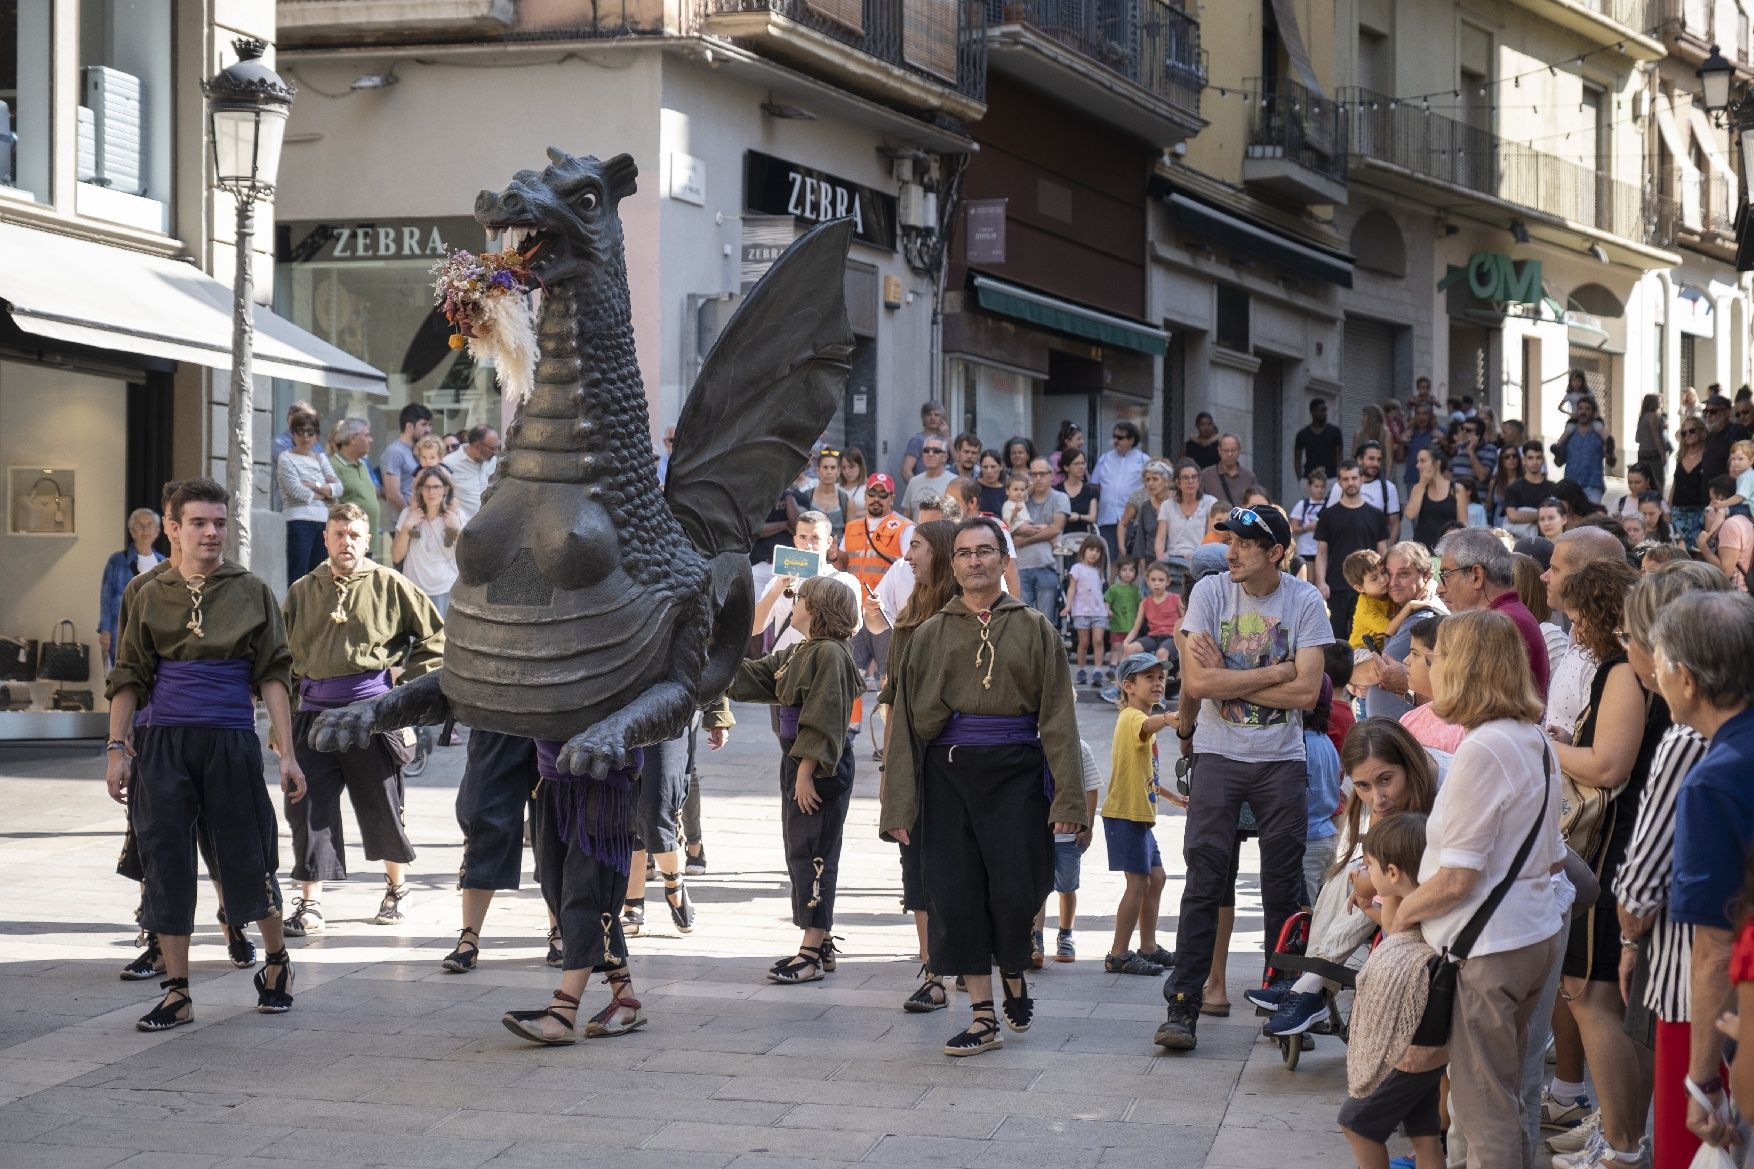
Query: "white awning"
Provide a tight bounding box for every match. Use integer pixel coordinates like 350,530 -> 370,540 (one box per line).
1688,105 -> 1739,190
0,222 -> 386,394
1656,101 -> 1691,162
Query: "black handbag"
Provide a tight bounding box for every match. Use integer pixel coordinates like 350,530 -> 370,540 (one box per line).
1411,742 -> 1553,1048
39,621 -> 91,682
0,637 -> 37,681
50,688 -> 94,711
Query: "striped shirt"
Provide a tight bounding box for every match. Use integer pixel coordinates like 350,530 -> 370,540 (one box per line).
1614,723 -> 1709,1021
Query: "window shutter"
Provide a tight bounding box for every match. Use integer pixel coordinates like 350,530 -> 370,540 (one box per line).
903,0 -> 959,82
806,0 -> 863,33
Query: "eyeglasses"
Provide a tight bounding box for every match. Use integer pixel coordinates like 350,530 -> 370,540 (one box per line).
292,427 -> 318,436
952,546 -> 1002,562
1682,429 -> 1703,437
1029,470 -> 1051,477
866,489 -> 890,499
1112,433 -> 1130,442
1614,628 -> 1634,649
922,447 -> 947,455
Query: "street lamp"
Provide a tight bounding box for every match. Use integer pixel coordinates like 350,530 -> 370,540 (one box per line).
1699,44 -> 1734,114
203,37 -> 294,565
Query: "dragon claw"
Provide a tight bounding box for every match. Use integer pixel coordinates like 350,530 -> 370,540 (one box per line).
557,731 -> 633,779
308,706 -> 375,753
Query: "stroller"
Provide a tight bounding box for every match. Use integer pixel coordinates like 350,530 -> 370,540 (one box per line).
1252,908 -> 1379,1070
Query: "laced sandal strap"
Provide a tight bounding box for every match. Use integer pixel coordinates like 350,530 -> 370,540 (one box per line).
264,948 -> 290,967
657,870 -> 682,884
159,977 -> 190,997
602,968 -> 633,991
549,989 -> 581,1011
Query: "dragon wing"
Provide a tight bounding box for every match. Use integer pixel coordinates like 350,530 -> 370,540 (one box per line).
664,218 -> 854,557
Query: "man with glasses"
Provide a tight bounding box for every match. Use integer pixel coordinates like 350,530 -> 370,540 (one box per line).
1702,393 -> 1752,481
1155,505 -> 1331,1052
1093,421 -> 1147,563
901,438 -> 957,518
1433,528 -> 1549,697
1351,542 -> 1447,721
897,401 -> 951,485
1013,458 -> 1071,619
1501,441 -> 1551,539
842,473 -> 912,689
441,425 -> 501,522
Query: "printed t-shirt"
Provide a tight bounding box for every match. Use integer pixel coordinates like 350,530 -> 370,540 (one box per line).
1101,705 -> 1160,823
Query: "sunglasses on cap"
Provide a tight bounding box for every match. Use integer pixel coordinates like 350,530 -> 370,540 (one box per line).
1225,507 -> 1274,541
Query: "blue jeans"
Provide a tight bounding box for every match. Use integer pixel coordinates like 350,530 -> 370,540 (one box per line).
1018,565 -> 1060,618
285,519 -> 325,582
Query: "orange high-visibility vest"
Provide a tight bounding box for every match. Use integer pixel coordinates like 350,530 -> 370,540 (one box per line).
843,513 -> 909,593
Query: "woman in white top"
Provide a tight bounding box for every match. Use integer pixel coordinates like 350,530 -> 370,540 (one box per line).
391,466 -> 462,615
1391,608 -> 1564,1169
1154,459 -> 1216,562
276,410 -> 343,580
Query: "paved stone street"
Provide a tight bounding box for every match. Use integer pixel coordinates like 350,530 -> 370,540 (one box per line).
0,702 -> 1358,1169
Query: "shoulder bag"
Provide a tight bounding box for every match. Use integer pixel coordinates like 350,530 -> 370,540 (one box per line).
14,476 -> 72,534
0,636 -> 38,681
39,620 -> 91,682
1561,657 -> 1645,865
1411,740 -> 1553,1048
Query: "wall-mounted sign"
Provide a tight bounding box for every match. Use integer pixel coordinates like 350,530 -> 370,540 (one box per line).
276,217 -> 485,264
965,198 -> 1007,265
744,150 -> 897,251
1436,252 -> 1543,305
668,152 -> 706,206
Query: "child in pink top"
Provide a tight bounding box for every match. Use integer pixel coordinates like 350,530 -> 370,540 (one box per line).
1121,562 -> 1183,665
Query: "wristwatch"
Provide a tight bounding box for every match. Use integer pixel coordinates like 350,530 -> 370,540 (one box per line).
104,739 -> 130,754
1176,726 -> 1195,741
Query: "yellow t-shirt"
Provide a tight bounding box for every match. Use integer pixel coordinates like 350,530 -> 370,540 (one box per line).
1101,706 -> 1159,823
1349,593 -> 1394,649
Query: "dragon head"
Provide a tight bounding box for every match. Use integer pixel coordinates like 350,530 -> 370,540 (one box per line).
474,148 -> 637,286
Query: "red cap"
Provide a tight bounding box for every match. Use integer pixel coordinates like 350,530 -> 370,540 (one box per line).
866,473 -> 896,494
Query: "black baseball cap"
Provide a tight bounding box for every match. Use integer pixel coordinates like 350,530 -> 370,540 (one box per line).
1215,505 -> 1291,550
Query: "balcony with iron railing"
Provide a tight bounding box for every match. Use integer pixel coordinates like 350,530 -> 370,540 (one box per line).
1342,86 -> 1678,257
1665,164 -> 1737,241
1663,0 -> 1754,68
1242,77 -> 1348,205
697,0 -> 988,116
1500,0 -> 1664,59
981,0 -> 1204,144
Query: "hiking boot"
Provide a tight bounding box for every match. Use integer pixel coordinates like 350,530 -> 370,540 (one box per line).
1154,992 -> 1199,1051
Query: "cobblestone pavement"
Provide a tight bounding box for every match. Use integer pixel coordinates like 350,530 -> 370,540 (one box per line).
0,702 -> 1359,1169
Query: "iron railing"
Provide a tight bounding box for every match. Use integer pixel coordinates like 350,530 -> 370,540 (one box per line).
984,0 -> 1202,113
1244,77 -> 1347,183
1341,86 -> 1678,250
698,0 -> 988,103
1573,0 -> 1661,33
1663,164 -> 1736,237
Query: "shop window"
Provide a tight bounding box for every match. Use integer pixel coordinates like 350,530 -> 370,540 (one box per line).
77,0 -> 172,232
1216,285 -> 1250,353
0,1 -> 51,201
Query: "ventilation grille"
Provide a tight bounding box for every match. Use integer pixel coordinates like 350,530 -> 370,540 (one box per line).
486,548 -> 554,608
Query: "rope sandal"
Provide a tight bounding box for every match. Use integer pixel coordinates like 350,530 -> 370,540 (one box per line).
282,896 -> 323,937
545,926 -> 563,969
659,871 -> 695,934
120,933 -> 164,982
502,988 -> 580,1046
820,934 -> 843,973
943,1001 -> 1003,1057
904,965 -> 948,1013
1000,970 -> 1034,1034
584,970 -> 646,1038
622,898 -> 645,938
217,908 -> 256,969
372,878 -> 410,925
136,977 -> 192,1032
442,927 -> 480,973
767,944 -> 824,985
254,948 -> 295,1013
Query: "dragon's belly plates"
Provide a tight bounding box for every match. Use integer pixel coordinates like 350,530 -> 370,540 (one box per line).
440,557 -> 679,740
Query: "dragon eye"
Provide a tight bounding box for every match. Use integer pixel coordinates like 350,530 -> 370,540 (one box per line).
581,191 -> 599,212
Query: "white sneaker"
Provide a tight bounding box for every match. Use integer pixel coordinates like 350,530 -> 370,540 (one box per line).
1541,1089 -> 1593,1130
1552,1127 -> 1605,1169
1547,1110 -> 1602,1155
1572,1135 -> 1645,1169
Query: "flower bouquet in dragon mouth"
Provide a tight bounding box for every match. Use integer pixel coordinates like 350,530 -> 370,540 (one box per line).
432,245 -> 539,402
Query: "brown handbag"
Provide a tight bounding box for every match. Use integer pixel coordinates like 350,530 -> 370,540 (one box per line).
1559,659 -> 1643,865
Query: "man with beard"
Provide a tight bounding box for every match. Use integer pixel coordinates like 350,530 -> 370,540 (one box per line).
1314,461 -> 1390,642
1326,440 -> 1401,543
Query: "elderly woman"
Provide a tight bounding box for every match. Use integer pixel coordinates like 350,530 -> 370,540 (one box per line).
98,508 -> 166,667
1120,459 -> 1174,563
277,410 -> 342,579
1610,563 -> 1731,1169
1391,609 -> 1564,1169
327,418 -> 380,537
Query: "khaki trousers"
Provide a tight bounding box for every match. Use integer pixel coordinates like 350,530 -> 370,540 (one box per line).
1448,931 -> 1564,1169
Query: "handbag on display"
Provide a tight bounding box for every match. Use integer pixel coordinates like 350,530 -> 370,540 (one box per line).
0,684 -> 30,710
1410,742 -> 1553,1048
38,621 -> 92,682
0,637 -> 37,681
50,689 -> 94,712
15,476 -> 72,533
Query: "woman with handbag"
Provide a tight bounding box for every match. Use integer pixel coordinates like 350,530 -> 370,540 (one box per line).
1611,562 -> 1731,1169
1545,558 -> 1665,1169
1390,609 -> 1564,1169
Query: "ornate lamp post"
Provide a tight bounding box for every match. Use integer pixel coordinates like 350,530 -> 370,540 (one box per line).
203,38 -> 294,563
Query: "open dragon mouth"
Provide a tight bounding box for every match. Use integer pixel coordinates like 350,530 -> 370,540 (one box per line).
486,223 -> 557,263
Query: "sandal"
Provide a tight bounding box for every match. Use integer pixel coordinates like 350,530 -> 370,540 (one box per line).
904,966 -> 948,1013
545,926 -> 563,969
622,898 -> 645,938
442,927 -> 480,973
282,897 -> 323,937
217,909 -> 256,969
254,948 -> 295,1013
768,945 -> 824,985
1000,970 -> 1033,1033
502,988 -> 580,1046
944,1001 -> 1003,1057
120,934 -> 164,981
585,970 -> 646,1037
660,871 -> 695,934
136,977 -> 193,1032
820,935 -> 842,973
373,879 -> 410,926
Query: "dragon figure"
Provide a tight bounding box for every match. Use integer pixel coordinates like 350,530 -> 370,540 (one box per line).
310,148 -> 852,774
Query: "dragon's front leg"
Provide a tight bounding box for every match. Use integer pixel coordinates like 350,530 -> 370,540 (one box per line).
307,671 -> 452,752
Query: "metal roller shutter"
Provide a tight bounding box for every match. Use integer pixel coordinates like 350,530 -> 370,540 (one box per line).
1341,317 -> 1395,457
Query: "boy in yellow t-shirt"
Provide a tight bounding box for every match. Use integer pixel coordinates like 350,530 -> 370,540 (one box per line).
1344,550 -> 1394,649
1101,653 -> 1177,976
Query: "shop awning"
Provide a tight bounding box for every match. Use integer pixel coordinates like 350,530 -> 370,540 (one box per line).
0,223 -> 387,393
971,275 -> 1168,356
1159,192 -> 1354,287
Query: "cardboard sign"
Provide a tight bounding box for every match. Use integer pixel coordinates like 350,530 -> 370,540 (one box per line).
772,545 -> 820,578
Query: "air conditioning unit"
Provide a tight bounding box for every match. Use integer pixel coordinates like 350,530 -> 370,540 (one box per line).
82,65 -> 144,194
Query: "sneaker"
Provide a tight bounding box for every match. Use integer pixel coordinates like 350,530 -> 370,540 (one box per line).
1054,930 -> 1075,963
1541,1089 -> 1593,1131
1105,950 -> 1166,976
1075,668 -> 1088,685
685,846 -> 707,876
1100,684 -> 1122,703
1244,979 -> 1295,1011
1547,1111 -> 1602,1155
1551,1128 -> 1608,1169
282,898 -> 323,937
1263,990 -> 1331,1037
1030,930 -> 1044,969
373,879 -> 409,926
1563,1135 -> 1644,1169
1154,992 -> 1199,1051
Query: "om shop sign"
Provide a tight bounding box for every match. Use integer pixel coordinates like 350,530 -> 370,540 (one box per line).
1436,252 -> 1544,306
744,151 -> 897,252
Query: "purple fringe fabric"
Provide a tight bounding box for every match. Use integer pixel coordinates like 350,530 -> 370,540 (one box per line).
929,712 -> 1056,800
533,741 -> 646,877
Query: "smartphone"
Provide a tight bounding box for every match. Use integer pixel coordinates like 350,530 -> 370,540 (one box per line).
1362,633 -> 1384,655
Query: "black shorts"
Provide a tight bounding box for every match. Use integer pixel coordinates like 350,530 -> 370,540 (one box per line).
455,730 -> 538,891
1337,1067 -> 1444,1144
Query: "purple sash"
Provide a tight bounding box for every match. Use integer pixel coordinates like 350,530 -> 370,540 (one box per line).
777,705 -> 803,740
299,669 -> 392,712
929,712 -> 1056,799
146,659 -> 254,731
534,740 -> 647,877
